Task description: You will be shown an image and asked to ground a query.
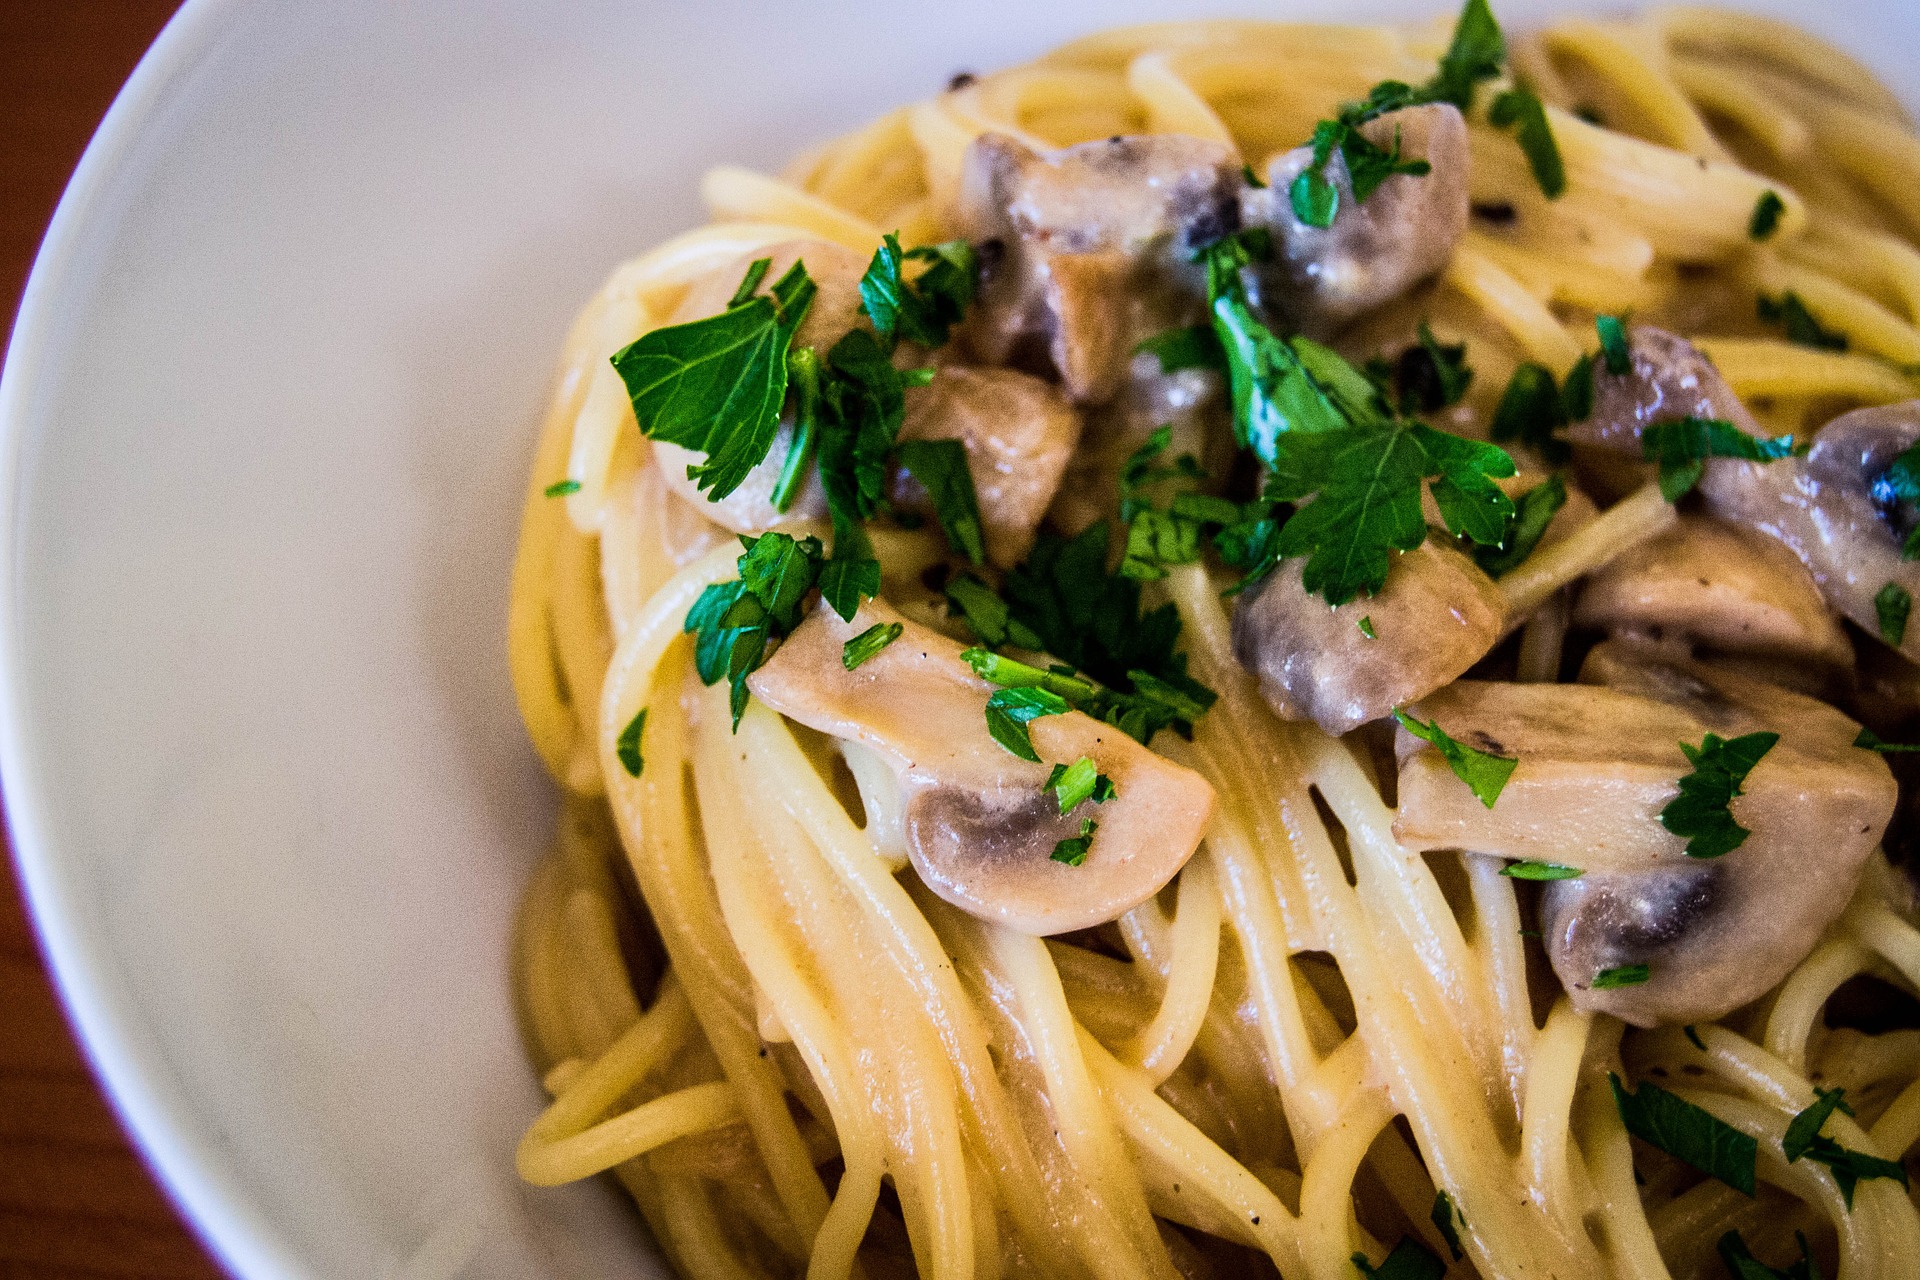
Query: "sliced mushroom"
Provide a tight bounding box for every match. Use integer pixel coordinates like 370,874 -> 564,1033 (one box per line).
651,239 -> 871,532
747,601 -> 1216,934
956,132 -> 1240,404
1232,539 -> 1506,736
1573,515 -> 1853,668
1243,104 -> 1470,333
1565,324 -> 1763,455
1393,647 -> 1895,1025
1701,400 -> 1920,662
893,365 -> 1083,567
1050,350 -> 1232,535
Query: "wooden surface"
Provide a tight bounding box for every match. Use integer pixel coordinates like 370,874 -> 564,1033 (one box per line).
2,2 -> 226,1275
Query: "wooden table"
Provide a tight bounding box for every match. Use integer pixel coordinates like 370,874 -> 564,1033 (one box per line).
2,2 -> 225,1274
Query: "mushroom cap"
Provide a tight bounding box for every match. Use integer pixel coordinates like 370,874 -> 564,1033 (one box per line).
1247,104 -> 1470,333
956,132 -> 1239,404
894,365 -> 1084,567
1574,515 -> 1853,667
1393,647 -> 1895,1026
1701,399 -> 1920,661
1565,324 -> 1762,455
1232,538 -> 1505,736
650,239 -> 869,532
746,600 -> 1215,935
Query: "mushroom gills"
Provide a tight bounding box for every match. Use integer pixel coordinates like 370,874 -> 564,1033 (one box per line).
746,600 -> 1216,935
1393,647 -> 1895,1025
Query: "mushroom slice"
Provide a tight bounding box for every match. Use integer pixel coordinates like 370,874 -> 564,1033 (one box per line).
1393,653 -> 1894,1026
1565,324 -> 1764,455
892,366 -> 1083,567
1244,104 -> 1470,333
1703,400 -> 1920,661
1232,539 -> 1505,736
651,239 -> 870,533
746,601 -> 1215,935
1573,515 -> 1853,668
957,132 -> 1240,405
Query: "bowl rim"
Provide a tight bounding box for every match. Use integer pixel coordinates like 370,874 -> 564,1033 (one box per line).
0,0 -> 314,1274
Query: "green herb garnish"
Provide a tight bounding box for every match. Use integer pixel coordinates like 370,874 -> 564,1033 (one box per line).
1351,1237 -> 1446,1280
1856,727 -> 1920,753
1051,818 -> 1098,866
1135,324 -> 1226,375
616,708 -> 647,777
1596,314 -> 1632,375
1474,473 -> 1567,578
1759,291 -> 1848,352
984,687 -> 1070,762
1376,323 -> 1474,413
1290,119 -> 1433,229
1684,1025 -> 1707,1051
1501,861 -> 1583,880
1660,731 -> 1779,859
1878,581 -> 1912,646
1394,708 -> 1518,808
896,438 -> 986,565
684,532 -> 826,727
544,478 -> 582,497
1784,1088 -> 1856,1162
1429,1191 -> 1465,1262
841,621 -> 903,671
1358,615 -> 1377,639
1046,756 -> 1116,813
1872,442 -> 1920,560
945,575 -> 1044,650
1782,1088 -> 1907,1207
859,233 -> 978,349
1719,1230 -> 1822,1280
1640,416 -> 1802,501
1610,1073 -> 1757,1196
1489,86 -> 1566,199
1489,361 -> 1572,464
1749,191 -> 1786,241
1593,963 -> 1651,989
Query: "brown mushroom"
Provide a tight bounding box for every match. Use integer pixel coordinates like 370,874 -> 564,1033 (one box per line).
1393,645 -> 1895,1026
1243,104 -> 1470,333
1573,515 -> 1853,669
1232,539 -> 1506,736
651,239 -> 869,533
1702,400 -> 1920,662
892,365 -> 1084,567
1565,324 -> 1763,455
956,132 -> 1240,404
747,601 -> 1216,935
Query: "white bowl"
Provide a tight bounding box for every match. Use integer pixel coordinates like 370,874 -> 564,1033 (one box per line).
4,0 -> 1917,1275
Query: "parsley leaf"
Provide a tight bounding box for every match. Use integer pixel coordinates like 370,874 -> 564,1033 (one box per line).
1135,324 -> 1226,375
1116,427 -> 1229,580
841,621 -> 903,671
945,575 -> 1044,650
1290,119 -> 1432,229
727,258 -> 772,307
1352,1238 -> 1446,1280
1877,581 -> 1912,646
684,532 -> 825,727
1610,1073 -> 1758,1196
984,687 -> 1070,762
1430,1192 -> 1465,1262
1490,362 -> 1572,464
1047,756 -> 1116,813
1593,963 -> 1651,989
1489,87 -> 1566,199
1596,314 -> 1632,375
1560,353 -> 1596,423
1378,323 -> 1474,413
613,259 -> 817,500
1424,0 -> 1505,110
897,438 -> 986,565
1749,191 -> 1787,242
616,708 -> 647,777
1856,727 -> 1920,753
1781,1087 -> 1908,1207
859,233 -> 978,349
1358,615 -> 1377,639
1394,708 -> 1518,807
1660,731 -> 1779,859
1641,417 -> 1802,501
964,643 -> 1212,749
544,478 -> 582,497
1501,861 -> 1584,880
1784,1088 -> 1856,1162
1474,473 -> 1567,578
1051,818 -> 1098,866
1870,441 -> 1920,560
1719,1230 -> 1822,1280
1759,291 -> 1848,352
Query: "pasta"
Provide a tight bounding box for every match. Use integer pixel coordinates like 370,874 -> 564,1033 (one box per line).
505,5 -> 1920,1277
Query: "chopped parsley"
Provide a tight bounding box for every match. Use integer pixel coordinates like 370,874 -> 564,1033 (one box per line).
1489,86 -> 1567,198
1051,818 -> 1098,866
858,233 -> 977,350
1759,291 -> 1848,352
841,621 -> 903,670
984,687 -> 1070,762
1489,362 -> 1572,464
963,643 -> 1211,750
1592,963 -> 1651,989
1135,324 -> 1226,375
1047,756 -> 1116,813
1429,1191 -> 1465,1262
1372,323 -> 1474,413
1501,860 -> 1583,880
1358,615 -> 1377,639
1351,1238 -> 1446,1280
1596,314 -> 1632,375
1856,727 -> 1920,753
1749,190 -> 1786,241
1719,1230 -> 1821,1280
945,575 -> 1043,650
896,438 -> 986,565
1640,416 -> 1802,502
1242,163 -> 1267,189
544,478 -> 582,497
1473,473 -> 1567,578
1878,581 -> 1912,646
1394,708 -> 1518,808
1660,731 -> 1779,859
685,533 -> 828,727
616,708 -> 647,777
1290,118 -> 1432,229
1560,353 -> 1596,422
1783,1086 -> 1908,1208
1610,1073 -> 1757,1196
1870,441 -> 1920,560
1423,0 -> 1505,110
1684,1024 -> 1708,1051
